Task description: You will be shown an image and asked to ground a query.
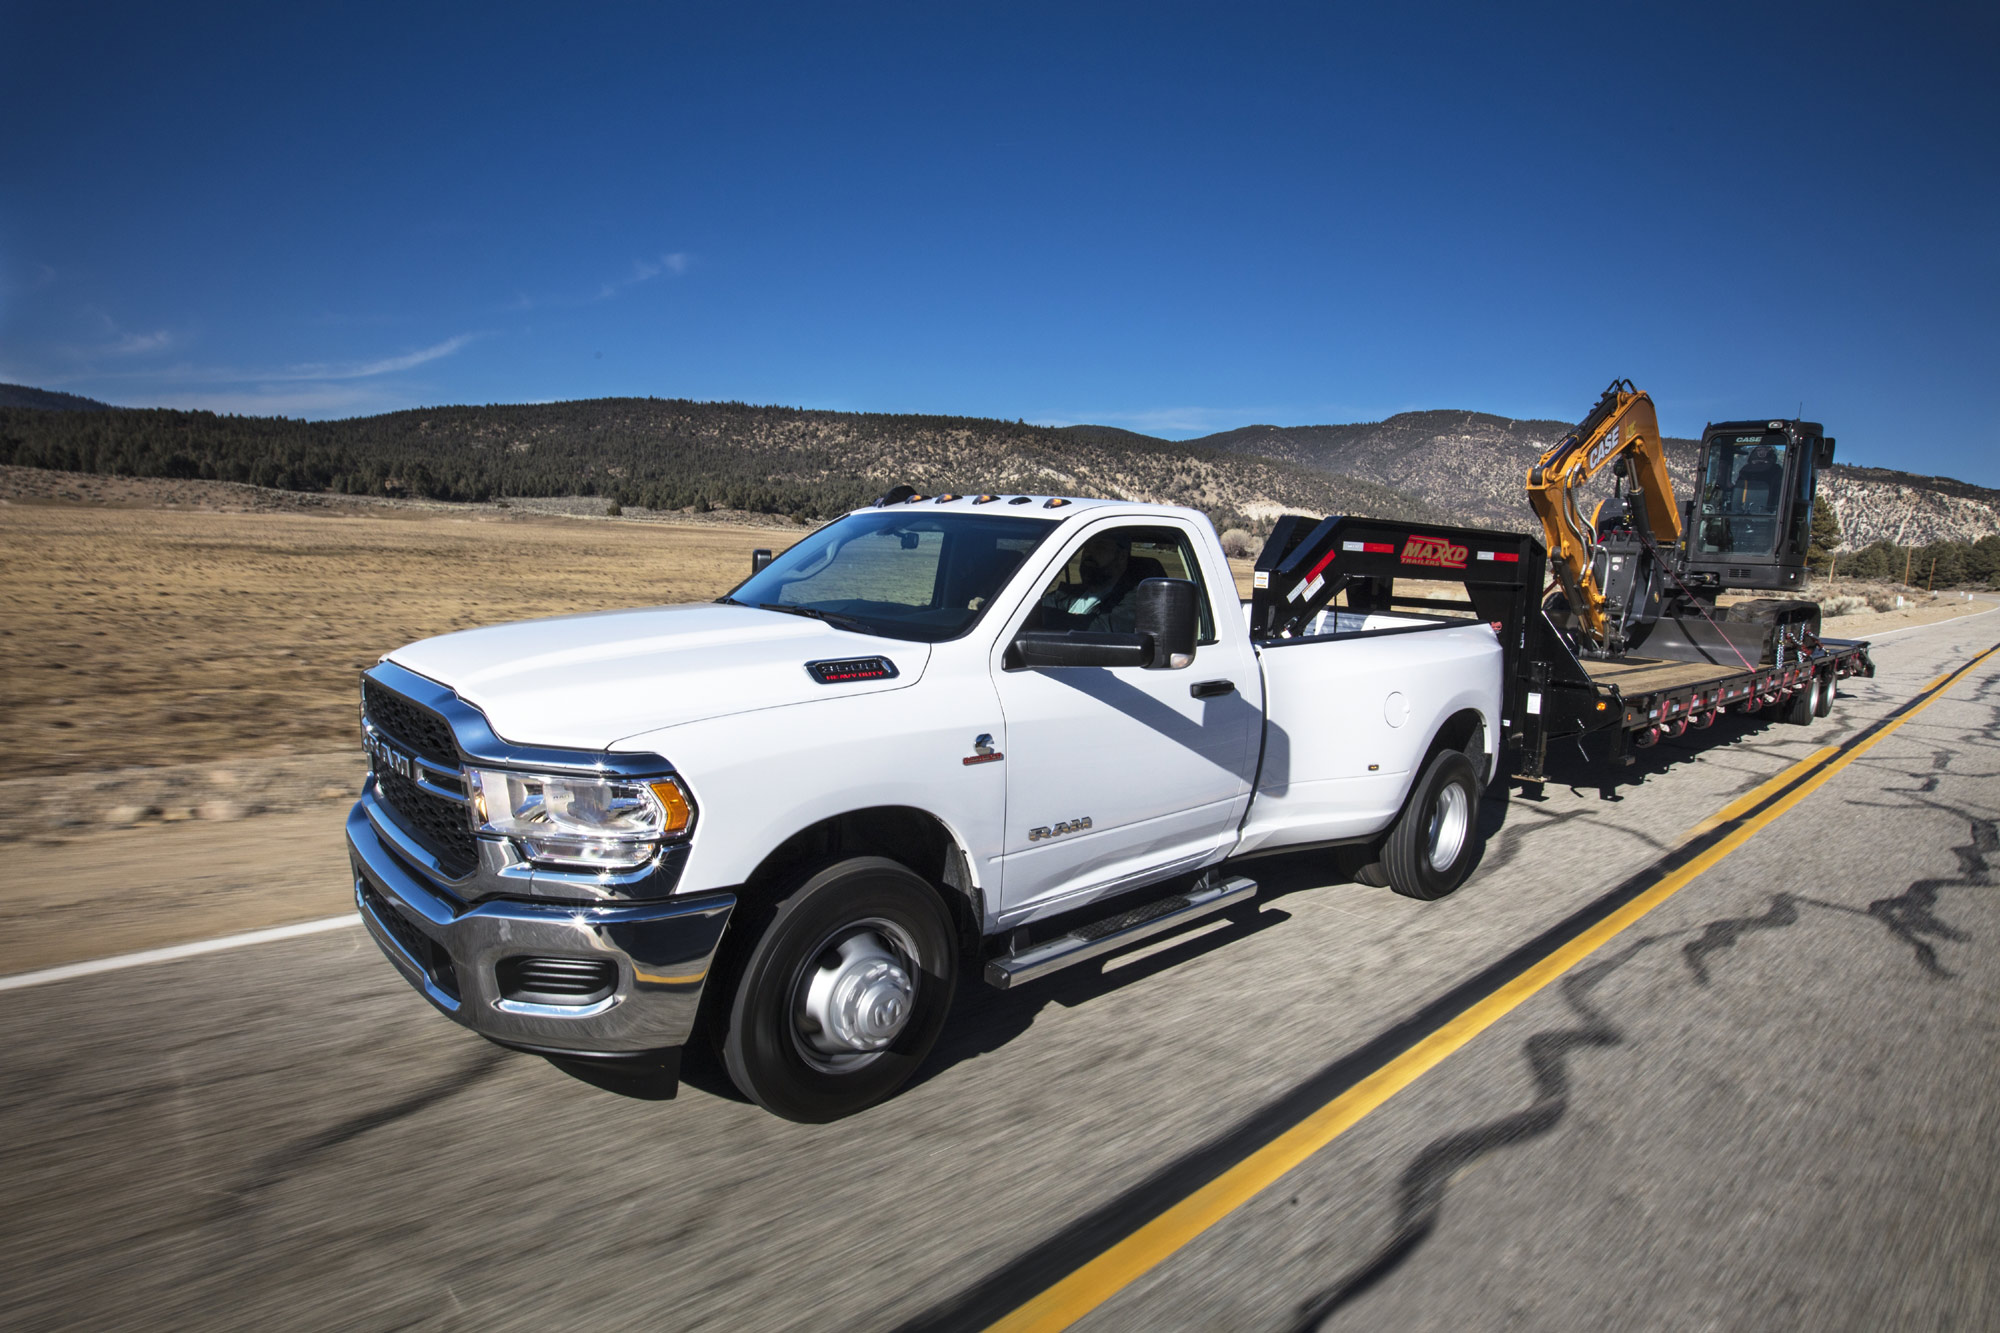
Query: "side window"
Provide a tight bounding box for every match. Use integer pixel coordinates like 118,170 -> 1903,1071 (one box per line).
1024,525 -> 1217,643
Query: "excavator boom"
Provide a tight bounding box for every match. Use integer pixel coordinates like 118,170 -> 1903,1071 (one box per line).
1526,379 -> 1681,652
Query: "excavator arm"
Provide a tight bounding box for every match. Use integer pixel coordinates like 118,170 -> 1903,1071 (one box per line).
1526,379 -> 1681,651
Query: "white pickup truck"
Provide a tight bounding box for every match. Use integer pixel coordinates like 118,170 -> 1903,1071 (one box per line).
349,494 -> 1508,1120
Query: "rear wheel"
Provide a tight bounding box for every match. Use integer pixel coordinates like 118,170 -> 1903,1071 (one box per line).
1382,750 -> 1481,900
1783,681 -> 1817,726
720,856 -> 956,1122
1812,670 -> 1835,718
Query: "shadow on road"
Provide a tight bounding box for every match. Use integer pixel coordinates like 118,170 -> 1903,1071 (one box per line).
560,773 -> 1531,1106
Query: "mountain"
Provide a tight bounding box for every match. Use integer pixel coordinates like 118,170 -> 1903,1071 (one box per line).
0,383 -> 111,411
0,396 -> 1448,530
1,387 -> 1991,550
1193,411 -> 2000,550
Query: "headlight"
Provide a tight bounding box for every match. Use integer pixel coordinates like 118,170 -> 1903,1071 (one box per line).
469,769 -> 694,871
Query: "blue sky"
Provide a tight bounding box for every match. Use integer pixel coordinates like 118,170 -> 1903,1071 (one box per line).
2,2 -> 1995,484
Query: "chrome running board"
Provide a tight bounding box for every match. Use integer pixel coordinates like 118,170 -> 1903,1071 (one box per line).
983,875 -> 1258,989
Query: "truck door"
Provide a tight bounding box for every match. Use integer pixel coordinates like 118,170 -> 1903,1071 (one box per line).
989,518 -> 1262,919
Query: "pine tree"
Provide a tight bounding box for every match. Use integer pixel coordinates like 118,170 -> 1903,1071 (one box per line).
1806,499 -> 1842,576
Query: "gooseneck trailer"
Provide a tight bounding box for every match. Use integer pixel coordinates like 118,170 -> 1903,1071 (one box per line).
1250,511 -> 1874,787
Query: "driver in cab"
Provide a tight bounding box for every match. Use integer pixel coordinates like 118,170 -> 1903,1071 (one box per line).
1035,531 -> 1166,633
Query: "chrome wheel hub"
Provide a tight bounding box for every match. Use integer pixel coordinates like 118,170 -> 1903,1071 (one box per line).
799,925 -> 916,1062
1426,782 -> 1470,872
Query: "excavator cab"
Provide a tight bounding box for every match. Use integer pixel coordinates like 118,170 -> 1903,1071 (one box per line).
1680,420 -> 1833,594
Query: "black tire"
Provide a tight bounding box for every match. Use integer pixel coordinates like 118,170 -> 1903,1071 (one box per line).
1782,683 -> 1815,726
720,856 -> 956,1122
1381,750 -> 1481,901
1812,670 -> 1835,718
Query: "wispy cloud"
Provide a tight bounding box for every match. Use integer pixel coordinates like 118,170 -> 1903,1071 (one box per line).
13,325 -> 485,419
1037,405 -> 1270,437
596,251 -> 690,300
272,333 -> 478,381
102,329 -> 174,356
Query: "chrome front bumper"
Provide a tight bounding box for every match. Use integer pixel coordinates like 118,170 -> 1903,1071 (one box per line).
348,788 -> 734,1056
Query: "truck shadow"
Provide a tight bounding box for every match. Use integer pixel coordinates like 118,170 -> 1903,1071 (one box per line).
576,782 -> 1527,1107
1527,706 -> 1799,800
913,779 -> 1523,1093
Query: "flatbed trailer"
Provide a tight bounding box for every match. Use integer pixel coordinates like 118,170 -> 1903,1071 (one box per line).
1250,513 -> 1875,789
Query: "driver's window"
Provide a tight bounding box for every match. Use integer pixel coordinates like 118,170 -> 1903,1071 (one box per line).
1024,525 -> 1216,642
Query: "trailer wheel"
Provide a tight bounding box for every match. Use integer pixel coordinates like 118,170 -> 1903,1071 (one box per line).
1812,670 -> 1835,718
1782,682 -> 1816,726
719,856 -> 956,1122
1381,750 -> 1480,901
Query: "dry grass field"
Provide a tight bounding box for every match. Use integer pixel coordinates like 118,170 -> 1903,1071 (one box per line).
1,503 -> 799,780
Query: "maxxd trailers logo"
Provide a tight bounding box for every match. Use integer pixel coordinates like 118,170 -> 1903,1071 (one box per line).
1400,534 -> 1468,570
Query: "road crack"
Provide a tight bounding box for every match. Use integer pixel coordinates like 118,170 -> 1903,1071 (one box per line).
1289,811 -> 1996,1330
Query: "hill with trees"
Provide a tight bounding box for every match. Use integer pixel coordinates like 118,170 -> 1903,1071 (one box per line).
0,397 -> 1445,532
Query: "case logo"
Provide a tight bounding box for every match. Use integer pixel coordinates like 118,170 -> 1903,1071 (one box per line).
1586,424 -> 1621,470
1029,816 -> 1093,842
1400,535 -> 1469,570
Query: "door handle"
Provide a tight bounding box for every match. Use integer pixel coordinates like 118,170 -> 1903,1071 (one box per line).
1190,679 -> 1235,699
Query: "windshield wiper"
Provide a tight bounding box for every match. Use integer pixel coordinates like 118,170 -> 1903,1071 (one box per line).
758,603 -> 873,633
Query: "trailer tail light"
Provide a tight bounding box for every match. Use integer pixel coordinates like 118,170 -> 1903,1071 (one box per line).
1475,550 -> 1521,563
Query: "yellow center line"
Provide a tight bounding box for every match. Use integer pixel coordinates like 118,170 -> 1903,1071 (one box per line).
985,647 -> 1997,1333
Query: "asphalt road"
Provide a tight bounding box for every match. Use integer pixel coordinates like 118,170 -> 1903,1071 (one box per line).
5,608 -> 1996,1333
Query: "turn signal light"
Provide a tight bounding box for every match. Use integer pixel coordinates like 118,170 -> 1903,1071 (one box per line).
649,780 -> 693,835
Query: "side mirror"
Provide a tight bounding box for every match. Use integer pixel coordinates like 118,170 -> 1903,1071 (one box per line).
1007,631 -> 1153,670
1130,577 -> 1198,668
1816,437 -> 1836,468
1003,578 -> 1201,671
750,548 -> 773,573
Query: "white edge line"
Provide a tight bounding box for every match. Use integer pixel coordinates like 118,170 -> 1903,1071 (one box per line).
0,915 -> 361,992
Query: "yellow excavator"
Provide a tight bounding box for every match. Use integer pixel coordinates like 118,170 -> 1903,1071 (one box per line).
1526,380 -> 1834,664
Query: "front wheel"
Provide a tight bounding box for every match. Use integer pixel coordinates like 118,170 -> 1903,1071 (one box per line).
1381,750 -> 1481,900
720,856 -> 957,1122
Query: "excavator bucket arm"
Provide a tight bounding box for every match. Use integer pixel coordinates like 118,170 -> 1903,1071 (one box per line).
1525,379 -> 1681,651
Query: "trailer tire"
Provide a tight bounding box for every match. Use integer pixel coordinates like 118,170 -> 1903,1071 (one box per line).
1812,670 -> 1834,718
1382,750 -> 1480,901
719,856 -> 956,1122
1782,682 -> 1816,726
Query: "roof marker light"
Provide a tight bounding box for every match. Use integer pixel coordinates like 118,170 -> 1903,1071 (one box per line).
934,494 -> 960,503
1043,497 -> 1071,508
972,494 -> 998,504
1008,496 -> 1033,505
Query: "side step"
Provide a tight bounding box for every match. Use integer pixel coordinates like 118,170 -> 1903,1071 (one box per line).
983,875 -> 1258,989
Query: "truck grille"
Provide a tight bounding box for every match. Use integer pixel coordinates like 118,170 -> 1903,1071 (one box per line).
362,679 -> 459,766
363,677 -> 477,877
375,767 -> 479,878
360,881 -> 461,1000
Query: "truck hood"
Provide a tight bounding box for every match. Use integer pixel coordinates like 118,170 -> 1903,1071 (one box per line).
385,603 -> 929,751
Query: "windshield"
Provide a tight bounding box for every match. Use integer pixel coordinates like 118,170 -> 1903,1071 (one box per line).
1693,433 -> 1789,557
724,509 -> 1059,642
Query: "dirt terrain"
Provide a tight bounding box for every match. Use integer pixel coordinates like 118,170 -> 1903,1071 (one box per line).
0,492 -> 803,837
